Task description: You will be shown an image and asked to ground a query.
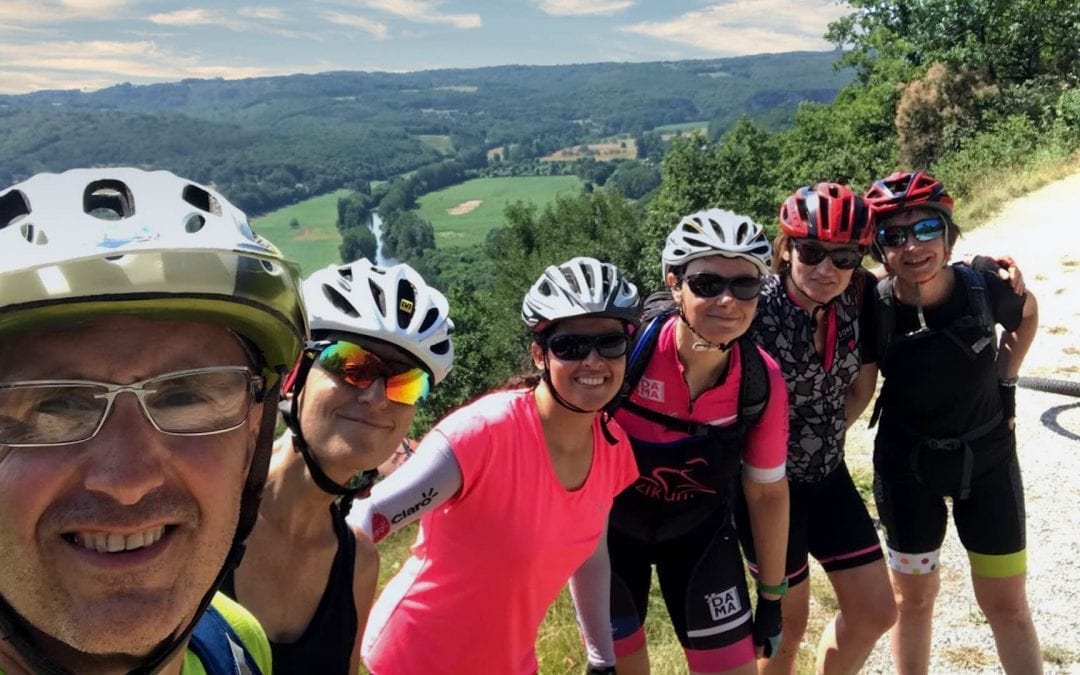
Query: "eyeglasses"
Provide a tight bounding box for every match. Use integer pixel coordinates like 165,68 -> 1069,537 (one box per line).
681,273 -> 763,301
546,333 -> 630,361
792,242 -> 863,270
876,217 -> 946,248
316,341 -> 430,405
0,367 -> 264,447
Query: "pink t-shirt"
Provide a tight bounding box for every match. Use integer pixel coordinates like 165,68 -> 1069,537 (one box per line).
615,316 -> 788,481
362,389 -> 639,674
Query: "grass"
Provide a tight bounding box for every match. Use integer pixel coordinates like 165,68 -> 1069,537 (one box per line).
417,175 -> 584,248
252,189 -> 350,275
417,134 -> 454,154
953,150 -> 1080,230
652,121 -> 709,134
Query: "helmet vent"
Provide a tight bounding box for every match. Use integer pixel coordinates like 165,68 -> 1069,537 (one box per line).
84,180 -> 134,220
19,222 -> 46,244
184,214 -> 206,233
431,340 -> 450,355
419,307 -> 439,333
337,267 -> 353,282
562,268 -> 584,294
323,285 -> 360,318
368,279 -> 386,315
182,184 -> 222,216
0,189 -> 30,230
396,279 -> 417,328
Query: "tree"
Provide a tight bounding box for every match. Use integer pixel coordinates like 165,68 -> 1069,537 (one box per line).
339,225 -> 377,264
288,217 -> 300,230
827,0 -> 1080,86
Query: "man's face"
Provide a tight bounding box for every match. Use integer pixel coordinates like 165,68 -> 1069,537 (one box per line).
0,316 -> 260,665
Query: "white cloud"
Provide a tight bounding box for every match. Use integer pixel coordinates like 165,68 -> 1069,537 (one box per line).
0,0 -> 134,24
0,40 -> 283,92
321,10 -> 390,38
532,0 -> 634,17
147,9 -> 215,26
333,0 -> 482,29
237,7 -> 286,21
620,0 -> 850,55
145,7 -> 319,40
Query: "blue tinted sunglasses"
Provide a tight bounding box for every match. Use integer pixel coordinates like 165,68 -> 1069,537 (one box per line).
876,217 -> 946,248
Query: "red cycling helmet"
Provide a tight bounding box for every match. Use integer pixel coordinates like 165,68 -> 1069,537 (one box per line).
779,182 -> 874,247
864,171 -> 954,219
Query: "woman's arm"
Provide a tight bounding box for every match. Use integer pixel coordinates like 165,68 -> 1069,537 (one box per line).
742,475 -> 790,595
845,363 -> 878,428
997,291 -> 1038,428
568,519 -> 616,671
347,432 -> 463,542
998,291 -> 1038,379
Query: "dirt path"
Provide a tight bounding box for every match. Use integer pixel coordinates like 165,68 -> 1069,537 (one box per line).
845,173 -> 1080,673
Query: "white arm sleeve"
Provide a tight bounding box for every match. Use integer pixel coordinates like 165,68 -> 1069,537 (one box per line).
347,432 -> 462,542
568,519 -> 616,669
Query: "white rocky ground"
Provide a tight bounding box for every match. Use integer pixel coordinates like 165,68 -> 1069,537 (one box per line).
844,172 -> 1080,674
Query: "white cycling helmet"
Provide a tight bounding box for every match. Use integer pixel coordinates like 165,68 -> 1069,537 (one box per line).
662,208 -> 772,278
0,167 -> 306,378
522,256 -> 640,331
303,258 -> 454,384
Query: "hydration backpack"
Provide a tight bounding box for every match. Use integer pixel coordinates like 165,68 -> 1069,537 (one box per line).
189,605 -> 263,675
612,291 -> 770,435
876,263 -> 997,377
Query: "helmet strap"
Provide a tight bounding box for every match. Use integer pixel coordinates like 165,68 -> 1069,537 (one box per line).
676,306 -> 736,352
281,350 -> 363,502
0,389 -> 281,675
537,362 -> 619,445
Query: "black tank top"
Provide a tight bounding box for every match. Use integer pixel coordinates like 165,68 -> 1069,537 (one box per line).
222,502 -> 358,675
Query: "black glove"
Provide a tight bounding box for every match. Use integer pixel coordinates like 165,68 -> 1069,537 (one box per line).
752,594 -> 783,658
586,666 -> 616,674
999,381 -> 1017,420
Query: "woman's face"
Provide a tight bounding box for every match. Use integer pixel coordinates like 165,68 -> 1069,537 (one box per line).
877,207 -> 949,284
298,337 -> 419,481
532,317 -> 628,412
784,238 -> 861,305
667,255 -> 761,345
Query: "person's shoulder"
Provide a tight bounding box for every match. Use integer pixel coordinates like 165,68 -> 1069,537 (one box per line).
750,342 -> 783,376
205,592 -> 273,674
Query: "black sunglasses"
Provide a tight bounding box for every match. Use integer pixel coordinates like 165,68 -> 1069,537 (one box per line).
546,332 -> 630,361
792,242 -> 863,270
876,217 -> 946,248
681,273 -> 762,301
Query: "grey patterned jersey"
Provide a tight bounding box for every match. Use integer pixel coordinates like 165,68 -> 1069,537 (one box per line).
749,274 -> 872,482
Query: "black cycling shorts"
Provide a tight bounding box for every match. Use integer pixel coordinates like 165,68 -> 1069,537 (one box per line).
735,463 -> 882,586
608,515 -> 752,651
873,439 -> 1026,560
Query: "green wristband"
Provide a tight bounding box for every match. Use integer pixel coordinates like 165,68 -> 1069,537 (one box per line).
758,579 -> 789,597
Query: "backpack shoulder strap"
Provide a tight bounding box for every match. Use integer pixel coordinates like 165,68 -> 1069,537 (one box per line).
736,335 -> 770,428
950,264 -> 997,357
613,292 -> 675,405
875,275 -> 897,371
189,605 -> 263,675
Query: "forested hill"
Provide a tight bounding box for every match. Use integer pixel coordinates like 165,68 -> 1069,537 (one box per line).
0,51 -> 849,212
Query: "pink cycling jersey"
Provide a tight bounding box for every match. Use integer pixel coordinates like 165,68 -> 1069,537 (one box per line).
615,316 -> 788,481
362,389 -> 638,674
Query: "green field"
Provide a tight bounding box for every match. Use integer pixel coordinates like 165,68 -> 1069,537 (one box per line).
417,134 -> 454,154
652,120 -> 708,133
417,176 -> 584,248
252,189 -> 349,274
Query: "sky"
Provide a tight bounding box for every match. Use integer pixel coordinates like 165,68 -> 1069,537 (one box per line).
0,0 -> 853,95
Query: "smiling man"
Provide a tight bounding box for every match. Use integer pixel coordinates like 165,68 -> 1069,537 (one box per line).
0,168 -> 305,675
